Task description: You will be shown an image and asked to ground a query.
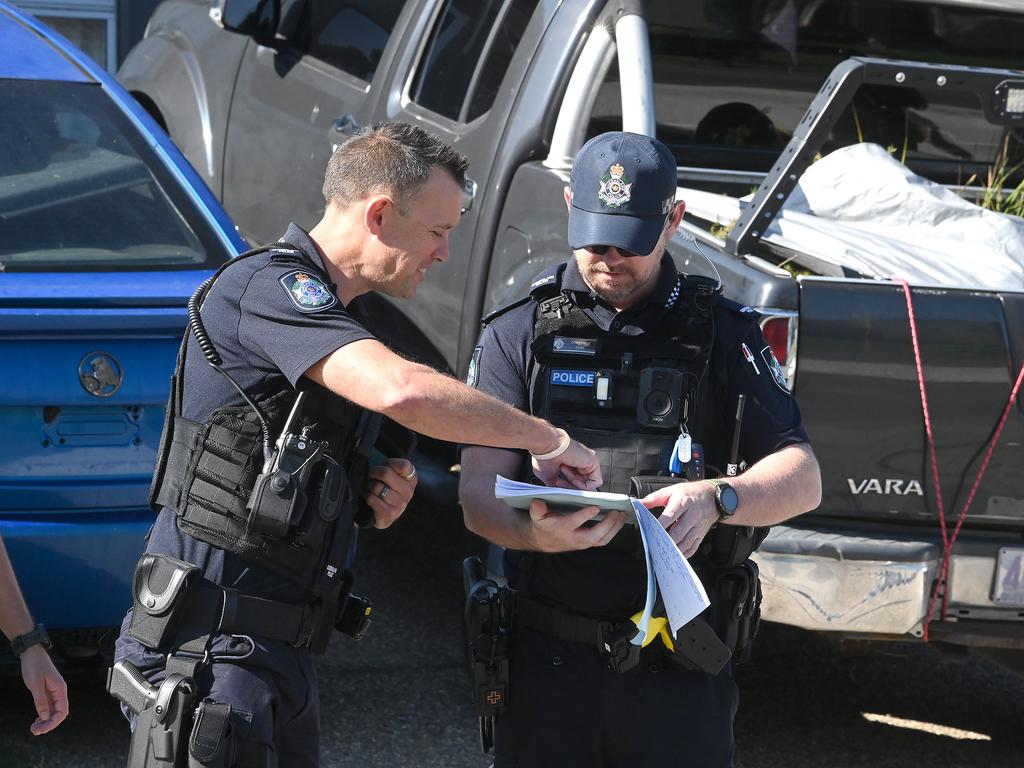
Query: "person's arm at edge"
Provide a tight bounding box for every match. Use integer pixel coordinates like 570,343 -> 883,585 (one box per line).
305,338 -> 601,487
0,535 -> 69,735
459,446 -> 625,553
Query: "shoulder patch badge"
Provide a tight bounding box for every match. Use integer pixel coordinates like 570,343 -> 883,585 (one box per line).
598,163 -> 632,208
466,346 -> 483,388
279,270 -> 337,314
760,345 -> 791,394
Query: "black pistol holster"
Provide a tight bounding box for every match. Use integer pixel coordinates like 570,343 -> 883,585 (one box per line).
463,556 -> 513,755
109,659 -> 272,768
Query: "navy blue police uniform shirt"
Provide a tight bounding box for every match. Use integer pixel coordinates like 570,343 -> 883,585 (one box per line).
472,253 -> 810,617
145,223 -> 375,603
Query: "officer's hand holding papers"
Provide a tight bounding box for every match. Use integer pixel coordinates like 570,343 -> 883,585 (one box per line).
529,429 -> 603,490
495,476 -> 711,637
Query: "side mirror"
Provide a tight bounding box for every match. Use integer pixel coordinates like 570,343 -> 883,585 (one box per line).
209,0 -> 280,43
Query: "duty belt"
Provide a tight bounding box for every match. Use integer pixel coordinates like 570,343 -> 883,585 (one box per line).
515,594 -> 730,675
515,595 -> 644,673
182,580 -> 321,648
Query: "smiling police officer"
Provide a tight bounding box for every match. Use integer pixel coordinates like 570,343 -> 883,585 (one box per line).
459,132 -> 822,767
111,123 -> 601,768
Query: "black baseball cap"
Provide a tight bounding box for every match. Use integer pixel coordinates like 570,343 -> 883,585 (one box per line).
568,132 -> 678,256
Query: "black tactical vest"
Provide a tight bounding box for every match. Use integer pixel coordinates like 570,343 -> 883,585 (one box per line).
490,264 -> 764,600
149,246 -> 377,597
525,263 -> 716,493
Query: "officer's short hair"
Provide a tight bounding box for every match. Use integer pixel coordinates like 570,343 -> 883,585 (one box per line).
322,122 -> 467,208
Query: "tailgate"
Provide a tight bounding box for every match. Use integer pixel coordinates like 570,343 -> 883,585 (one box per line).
796,277 -> 1024,527
0,272 -> 206,512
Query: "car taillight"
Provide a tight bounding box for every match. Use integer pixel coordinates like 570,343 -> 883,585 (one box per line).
761,316 -> 791,365
758,311 -> 798,390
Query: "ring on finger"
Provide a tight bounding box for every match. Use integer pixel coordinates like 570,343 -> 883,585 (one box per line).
378,484 -> 391,501
402,466 -> 416,480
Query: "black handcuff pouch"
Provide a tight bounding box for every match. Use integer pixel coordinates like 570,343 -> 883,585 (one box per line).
129,553 -> 201,653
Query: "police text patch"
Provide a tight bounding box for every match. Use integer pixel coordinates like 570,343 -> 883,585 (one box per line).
279,270 -> 337,313
551,369 -> 596,387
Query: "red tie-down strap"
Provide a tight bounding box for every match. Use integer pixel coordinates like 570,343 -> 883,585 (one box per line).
900,280 -> 1024,640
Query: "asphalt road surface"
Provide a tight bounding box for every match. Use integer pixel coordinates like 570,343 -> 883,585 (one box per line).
2,501 -> 1022,767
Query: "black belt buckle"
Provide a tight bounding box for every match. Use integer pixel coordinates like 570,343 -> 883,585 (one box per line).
600,621 -> 642,673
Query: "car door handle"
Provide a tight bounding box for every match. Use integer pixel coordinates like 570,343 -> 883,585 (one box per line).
461,175 -> 478,214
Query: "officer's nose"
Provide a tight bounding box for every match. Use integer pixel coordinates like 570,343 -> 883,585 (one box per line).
436,235 -> 450,263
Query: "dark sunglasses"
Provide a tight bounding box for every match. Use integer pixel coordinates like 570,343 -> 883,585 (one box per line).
584,244 -> 645,258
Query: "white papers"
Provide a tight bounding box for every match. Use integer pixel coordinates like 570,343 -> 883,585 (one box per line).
631,499 -> 711,634
630,499 -> 657,645
494,475 -> 636,517
494,476 -> 711,638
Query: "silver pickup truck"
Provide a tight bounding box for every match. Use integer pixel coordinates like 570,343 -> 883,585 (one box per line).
120,0 -> 1024,667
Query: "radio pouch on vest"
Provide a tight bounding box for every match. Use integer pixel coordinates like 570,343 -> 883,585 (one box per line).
129,554 -> 201,653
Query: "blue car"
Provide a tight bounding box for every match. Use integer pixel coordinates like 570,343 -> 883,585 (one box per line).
0,2 -> 246,659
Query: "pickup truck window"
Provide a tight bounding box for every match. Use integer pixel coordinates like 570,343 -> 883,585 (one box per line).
299,0 -> 406,82
588,0 -> 1024,193
409,0 -> 540,122
0,80 -> 229,272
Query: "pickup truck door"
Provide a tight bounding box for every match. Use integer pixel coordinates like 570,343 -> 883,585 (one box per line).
362,0 -> 551,371
222,0 -> 412,244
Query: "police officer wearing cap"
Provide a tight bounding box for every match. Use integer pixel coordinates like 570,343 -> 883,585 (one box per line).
112,123 -> 602,768
460,131 -> 821,767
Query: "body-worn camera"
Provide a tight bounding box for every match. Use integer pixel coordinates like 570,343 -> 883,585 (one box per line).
247,393 -> 325,539
636,367 -> 685,427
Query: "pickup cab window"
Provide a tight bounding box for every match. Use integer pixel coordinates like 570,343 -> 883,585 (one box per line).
297,0 -> 406,82
409,0 -> 540,122
0,79 -> 229,272
588,0 -> 1024,193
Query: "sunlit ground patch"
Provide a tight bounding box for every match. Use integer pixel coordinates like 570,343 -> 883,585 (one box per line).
861,712 -> 992,741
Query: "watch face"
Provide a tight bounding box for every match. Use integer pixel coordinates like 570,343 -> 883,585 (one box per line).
719,485 -> 739,514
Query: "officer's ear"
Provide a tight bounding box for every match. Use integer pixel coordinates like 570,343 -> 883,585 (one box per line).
364,194 -> 397,238
563,186 -> 572,212
667,200 -> 685,232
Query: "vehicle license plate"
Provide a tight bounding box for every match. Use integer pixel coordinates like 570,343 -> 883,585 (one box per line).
992,547 -> 1024,606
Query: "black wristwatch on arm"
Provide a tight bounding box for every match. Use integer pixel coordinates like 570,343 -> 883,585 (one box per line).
708,480 -> 739,522
10,623 -> 52,658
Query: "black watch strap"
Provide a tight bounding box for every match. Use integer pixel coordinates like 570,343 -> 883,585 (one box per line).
10,623 -> 51,658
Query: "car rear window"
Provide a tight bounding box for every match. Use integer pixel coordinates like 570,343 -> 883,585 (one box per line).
0,79 -> 232,272
588,0 -> 1024,195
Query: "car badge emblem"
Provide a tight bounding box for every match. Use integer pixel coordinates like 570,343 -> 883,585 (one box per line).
598,163 -> 632,208
78,352 -> 122,397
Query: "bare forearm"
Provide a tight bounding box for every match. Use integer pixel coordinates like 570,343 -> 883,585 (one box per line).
459,465 -> 535,550
309,344 -> 562,455
382,364 -> 560,453
0,537 -> 35,640
727,443 -> 821,527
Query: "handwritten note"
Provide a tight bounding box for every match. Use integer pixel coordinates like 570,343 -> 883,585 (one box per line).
631,499 -> 711,634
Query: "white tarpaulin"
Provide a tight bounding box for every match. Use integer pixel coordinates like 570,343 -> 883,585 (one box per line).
681,142 -> 1024,290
